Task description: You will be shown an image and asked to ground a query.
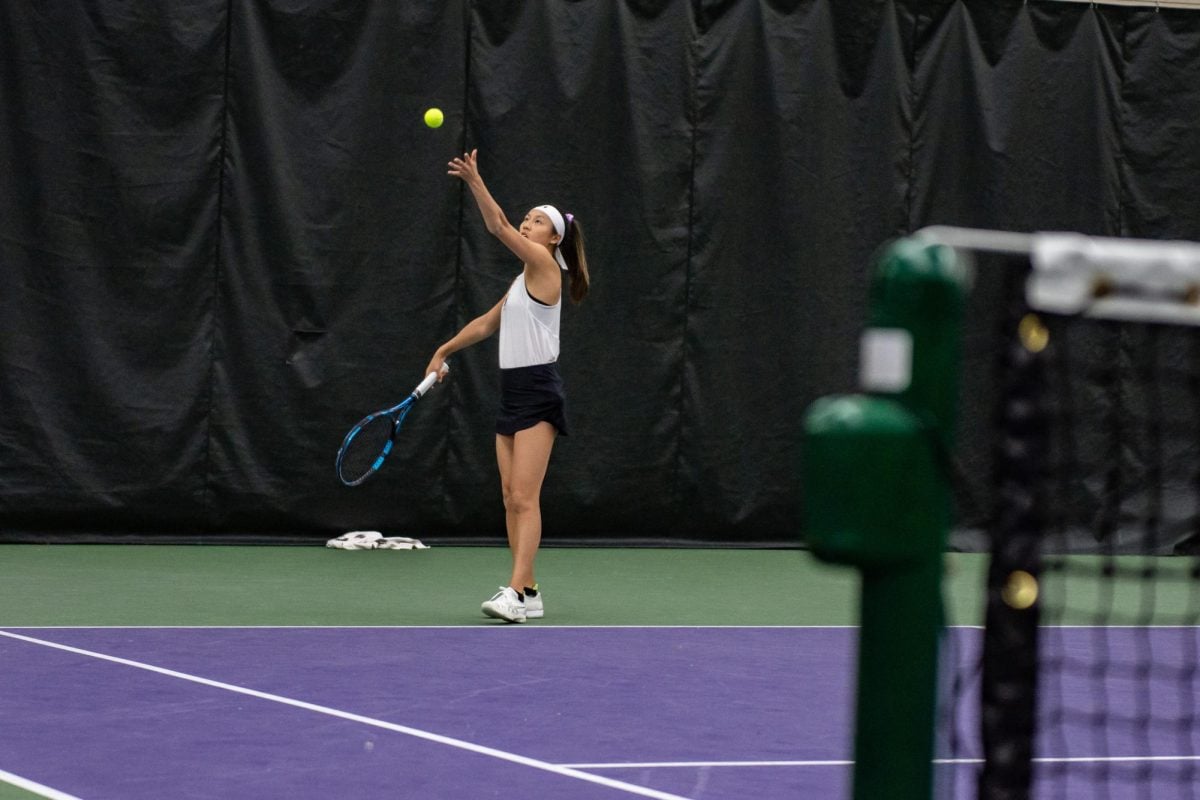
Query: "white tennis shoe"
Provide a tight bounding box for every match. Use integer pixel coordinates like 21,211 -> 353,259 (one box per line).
481,587 -> 526,623
524,589 -> 544,619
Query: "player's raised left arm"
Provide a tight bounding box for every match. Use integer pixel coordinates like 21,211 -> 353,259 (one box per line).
448,150 -> 558,270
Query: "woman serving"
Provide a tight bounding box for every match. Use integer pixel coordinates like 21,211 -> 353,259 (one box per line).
426,149 -> 590,623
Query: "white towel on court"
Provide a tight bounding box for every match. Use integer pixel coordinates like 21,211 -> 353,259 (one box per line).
376,536 -> 429,550
325,531 -> 428,550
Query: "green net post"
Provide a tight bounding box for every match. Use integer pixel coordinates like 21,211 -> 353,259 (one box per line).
802,238 -> 969,800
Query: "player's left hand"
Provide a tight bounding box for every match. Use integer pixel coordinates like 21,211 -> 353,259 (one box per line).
447,149 -> 481,184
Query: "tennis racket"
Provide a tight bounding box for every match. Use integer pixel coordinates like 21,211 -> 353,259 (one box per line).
335,364 -> 448,486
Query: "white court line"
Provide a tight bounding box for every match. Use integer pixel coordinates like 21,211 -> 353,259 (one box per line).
562,759 -> 857,769
0,623 -> 868,633
0,630 -> 688,800
0,768 -> 83,800
1032,755 -> 1200,764
563,754 -> 1200,769
1040,625 -> 1200,629
16,623 -> 1200,630
938,755 -> 1200,766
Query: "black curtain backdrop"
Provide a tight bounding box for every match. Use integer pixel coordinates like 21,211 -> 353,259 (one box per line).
3,1 -> 1200,545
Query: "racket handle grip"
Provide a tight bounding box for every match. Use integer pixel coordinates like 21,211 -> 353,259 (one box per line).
413,362 -> 448,398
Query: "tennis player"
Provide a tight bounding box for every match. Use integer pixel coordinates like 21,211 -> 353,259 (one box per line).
426,149 -> 590,623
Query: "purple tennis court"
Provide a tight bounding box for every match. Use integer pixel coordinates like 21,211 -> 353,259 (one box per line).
942,626 -> 1200,800
1,626 -> 858,799
3,625 -> 1198,799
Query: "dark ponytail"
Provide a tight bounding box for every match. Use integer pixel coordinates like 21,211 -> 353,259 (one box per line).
560,215 -> 590,304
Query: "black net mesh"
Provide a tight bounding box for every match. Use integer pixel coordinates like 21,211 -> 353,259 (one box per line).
963,250 -> 1200,800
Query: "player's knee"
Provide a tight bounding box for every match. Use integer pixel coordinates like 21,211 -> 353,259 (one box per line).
504,488 -> 538,516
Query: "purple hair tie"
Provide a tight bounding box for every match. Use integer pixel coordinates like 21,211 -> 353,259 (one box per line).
565,212 -> 574,226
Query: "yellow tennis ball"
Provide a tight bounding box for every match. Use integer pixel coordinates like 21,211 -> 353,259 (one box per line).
423,107 -> 444,129
1001,570 -> 1039,610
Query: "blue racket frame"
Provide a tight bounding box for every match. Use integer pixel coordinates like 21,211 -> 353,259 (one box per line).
335,367 -> 445,487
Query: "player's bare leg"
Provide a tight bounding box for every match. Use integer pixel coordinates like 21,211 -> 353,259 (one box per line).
496,422 -> 556,591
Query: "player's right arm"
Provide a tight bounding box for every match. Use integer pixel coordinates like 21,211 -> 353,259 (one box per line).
425,295 -> 505,379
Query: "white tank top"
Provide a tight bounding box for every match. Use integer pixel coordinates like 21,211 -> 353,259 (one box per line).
498,272 -> 561,369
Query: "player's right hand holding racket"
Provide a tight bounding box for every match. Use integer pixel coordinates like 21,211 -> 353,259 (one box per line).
335,363 -> 449,486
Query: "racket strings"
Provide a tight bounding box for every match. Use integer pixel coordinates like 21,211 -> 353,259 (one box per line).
338,413 -> 396,485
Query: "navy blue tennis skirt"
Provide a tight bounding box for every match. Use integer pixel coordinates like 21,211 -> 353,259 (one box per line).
497,363 -> 569,436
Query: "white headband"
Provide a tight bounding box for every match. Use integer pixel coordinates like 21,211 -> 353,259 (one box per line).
533,204 -> 569,270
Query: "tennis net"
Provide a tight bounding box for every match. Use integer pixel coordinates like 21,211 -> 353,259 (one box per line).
939,229 -> 1200,800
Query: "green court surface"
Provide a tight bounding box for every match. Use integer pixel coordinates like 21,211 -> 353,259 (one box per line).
1,544 -> 988,628
4,545 -> 1196,629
